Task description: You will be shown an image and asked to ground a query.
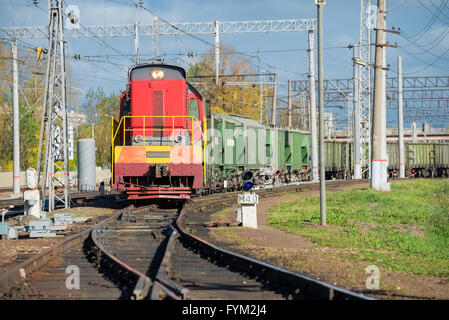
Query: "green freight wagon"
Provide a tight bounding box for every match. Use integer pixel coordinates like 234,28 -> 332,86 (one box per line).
387,142 -> 449,178
434,143 -> 449,177
206,113 -> 312,191
207,113 -> 267,190
265,127 -> 311,182
324,141 -> 352,179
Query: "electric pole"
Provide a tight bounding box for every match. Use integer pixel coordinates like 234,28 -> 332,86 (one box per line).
288,80 -> 292,128
352,45 -> 362,179
397,56 -> 405,178
412,121 -> 417,142
316,0 -> 326,225
153,16 -> 160,59
259,71 -> 264,124
271,74 -> 278,127
135,23 -> 139,64
308,30 -> 319,181
12,40 -> 20,196
215,20 -> 219,85
371,0 -> 390,191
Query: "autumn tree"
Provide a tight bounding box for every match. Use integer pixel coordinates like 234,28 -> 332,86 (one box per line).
0,41 -> 47,171
187,44 -> 271,121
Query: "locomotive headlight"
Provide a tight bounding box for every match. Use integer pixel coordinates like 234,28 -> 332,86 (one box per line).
174,135 -> 183,143
152,69 -> 164,80
134,135 -> 143,144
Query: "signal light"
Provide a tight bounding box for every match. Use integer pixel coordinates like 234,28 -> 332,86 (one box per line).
241,170 -> 254,192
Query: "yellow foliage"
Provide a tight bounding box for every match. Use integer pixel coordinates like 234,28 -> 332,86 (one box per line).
187,44 -> 269,121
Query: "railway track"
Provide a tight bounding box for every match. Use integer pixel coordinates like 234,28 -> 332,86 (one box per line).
0,190 -> 122,219
0,179 -> 372,300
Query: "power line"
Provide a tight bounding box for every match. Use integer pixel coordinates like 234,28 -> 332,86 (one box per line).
129,0 -> 308,77
400,25 -> 449,51
401,0 -> 448,47
400,46 -> 449,75
429,0 -> 449,22
58,0 -> 134,63
387,0 -> 408,12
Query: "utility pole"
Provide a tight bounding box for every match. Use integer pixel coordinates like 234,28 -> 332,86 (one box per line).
152,16 -> 160,59
316,0 -> 326,225
215,20 -> 220,85
352,45 -> 362,179
308,30 -> 319,181
371,0 -> 390,191
412,121 -> 417,141
134,23 -> 139,64
423,122 -> 427,142
307,95 -> 311,132
12,40 -> 20,196
259,71 -> 264,124
381,25 -> 389,189
271,74 -> 278,127
288,80 -> 292,128
397,56 -> 405,178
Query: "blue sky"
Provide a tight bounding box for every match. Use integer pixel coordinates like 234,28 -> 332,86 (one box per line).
1,0 -> 448,127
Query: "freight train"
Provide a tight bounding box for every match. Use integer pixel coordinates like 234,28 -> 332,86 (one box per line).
111,62 -> 449,199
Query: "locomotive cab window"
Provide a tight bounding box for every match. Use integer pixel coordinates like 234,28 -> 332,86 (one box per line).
188,99 -> 200,121
130,65 -> 186,81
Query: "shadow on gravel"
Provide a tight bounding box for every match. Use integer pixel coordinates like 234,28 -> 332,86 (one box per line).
71,199 -> 131,210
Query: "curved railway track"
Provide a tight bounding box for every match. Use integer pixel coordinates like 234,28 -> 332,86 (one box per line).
0,180 -> 372,300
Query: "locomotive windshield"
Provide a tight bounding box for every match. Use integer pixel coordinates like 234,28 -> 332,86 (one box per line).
130,65 -> 186,81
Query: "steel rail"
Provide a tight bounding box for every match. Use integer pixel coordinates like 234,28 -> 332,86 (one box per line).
88,206 -> 181,300
176,179 -> 373,300
0,179 -> 369,300
0,206 -> 128,295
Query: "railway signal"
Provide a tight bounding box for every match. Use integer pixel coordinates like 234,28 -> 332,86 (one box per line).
238,171 -> 258,229
241,170 -> 254,192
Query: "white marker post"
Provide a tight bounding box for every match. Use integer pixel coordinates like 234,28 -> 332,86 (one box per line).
23,168 -> 40,218
238,192 -> 258,229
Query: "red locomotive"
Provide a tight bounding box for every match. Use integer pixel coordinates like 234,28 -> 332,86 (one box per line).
111,63 -> 207,200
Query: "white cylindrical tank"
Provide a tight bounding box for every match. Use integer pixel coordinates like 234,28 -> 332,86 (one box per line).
78,138 -> 96,192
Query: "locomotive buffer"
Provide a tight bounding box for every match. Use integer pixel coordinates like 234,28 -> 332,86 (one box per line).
237,171 -> 258,229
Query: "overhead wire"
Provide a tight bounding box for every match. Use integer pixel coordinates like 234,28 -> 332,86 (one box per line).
401,0 -> 448,47
128,0 -> 309,77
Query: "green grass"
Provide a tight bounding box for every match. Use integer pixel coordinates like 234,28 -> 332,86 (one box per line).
268,179 -> 449,276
